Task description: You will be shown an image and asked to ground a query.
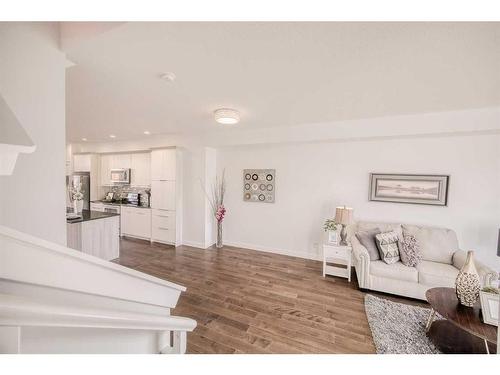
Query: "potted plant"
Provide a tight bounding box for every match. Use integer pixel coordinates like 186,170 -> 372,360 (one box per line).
479,286 -> 499,326
323,219 -> 339,244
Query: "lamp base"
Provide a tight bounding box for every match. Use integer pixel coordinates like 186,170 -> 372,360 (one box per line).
339,224 -> 348,246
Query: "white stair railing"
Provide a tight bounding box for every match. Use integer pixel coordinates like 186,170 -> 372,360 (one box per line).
0,225 -> 197,354
0,293 -> 196,354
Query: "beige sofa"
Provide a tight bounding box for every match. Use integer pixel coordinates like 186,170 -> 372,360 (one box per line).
351,221 -> 498,300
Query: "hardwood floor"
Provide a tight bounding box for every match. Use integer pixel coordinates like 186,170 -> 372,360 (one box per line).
114,237 -> 417,354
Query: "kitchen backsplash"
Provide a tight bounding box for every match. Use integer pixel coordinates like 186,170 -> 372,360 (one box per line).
101,185 -> 150,198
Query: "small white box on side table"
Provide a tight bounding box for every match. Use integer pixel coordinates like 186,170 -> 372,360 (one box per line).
323,243 -> 352,281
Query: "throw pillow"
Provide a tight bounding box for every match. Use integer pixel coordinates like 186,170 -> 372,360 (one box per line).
375,231 -> 400,264
355,229 -> 381,261
399,233 -> 422,267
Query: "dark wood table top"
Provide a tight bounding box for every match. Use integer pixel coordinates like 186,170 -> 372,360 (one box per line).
426,287 -> 497,344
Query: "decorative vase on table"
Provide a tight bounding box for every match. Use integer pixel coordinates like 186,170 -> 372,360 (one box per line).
455,250 -> 481,307
73,199 -> 83,214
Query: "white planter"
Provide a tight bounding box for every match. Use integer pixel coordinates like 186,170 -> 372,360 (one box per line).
327,230 -> 338,245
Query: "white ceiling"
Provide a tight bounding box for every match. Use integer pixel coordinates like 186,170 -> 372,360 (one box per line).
65,22 -> 500,142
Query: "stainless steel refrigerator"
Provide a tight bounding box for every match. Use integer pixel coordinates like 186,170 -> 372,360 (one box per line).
66,172 -> 91,210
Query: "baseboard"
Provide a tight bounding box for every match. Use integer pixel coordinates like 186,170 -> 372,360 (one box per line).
181,240 -> 206,249
223,240 -> 322,261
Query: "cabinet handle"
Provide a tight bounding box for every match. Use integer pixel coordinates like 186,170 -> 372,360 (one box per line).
157,215 -> 169,218
158,227 -> 169,230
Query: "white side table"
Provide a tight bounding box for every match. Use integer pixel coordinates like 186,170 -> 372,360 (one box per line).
323,243 -> 352,282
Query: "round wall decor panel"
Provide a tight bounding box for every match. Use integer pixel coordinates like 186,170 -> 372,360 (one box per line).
243,169 -> 275,203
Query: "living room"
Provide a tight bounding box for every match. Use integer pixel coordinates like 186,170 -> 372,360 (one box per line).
0,1 -> 499,373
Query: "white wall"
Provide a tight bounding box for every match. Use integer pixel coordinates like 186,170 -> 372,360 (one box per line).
72,107 -> 500,269
218,132 -> 500,269
0,23 -> 67,245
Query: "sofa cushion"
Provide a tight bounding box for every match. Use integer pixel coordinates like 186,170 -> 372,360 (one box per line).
375,231 -> 401,264
355,229 -> 381,261
402,224 -> 458,264
357,221 -> 402,238
370,260 -> 419,283
417,260 -> 458,287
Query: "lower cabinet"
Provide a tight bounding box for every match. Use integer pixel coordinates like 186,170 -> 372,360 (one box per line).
120,207 -> 151,240
67,216 -> 120,261
151,209 -> 176,244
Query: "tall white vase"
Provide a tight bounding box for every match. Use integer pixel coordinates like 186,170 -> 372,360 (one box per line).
73,199 -> 83,214
455,250 -> 481,307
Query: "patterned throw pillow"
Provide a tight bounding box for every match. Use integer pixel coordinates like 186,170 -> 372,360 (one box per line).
375,231 -> 400,264
399,233 -> 422,267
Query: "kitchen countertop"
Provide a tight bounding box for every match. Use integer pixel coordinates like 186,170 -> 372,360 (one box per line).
91,200 -> 151,209
67,209 -> 120,224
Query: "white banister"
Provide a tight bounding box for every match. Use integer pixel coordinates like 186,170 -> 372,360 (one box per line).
0,224 -> 197,353
0,225 -> 185,308
0,293 -> 196,354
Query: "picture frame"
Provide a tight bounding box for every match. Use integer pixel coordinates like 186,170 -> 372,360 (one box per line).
369,173 -> 449,206
479,290 -> 499,327
327,230 -> 339,245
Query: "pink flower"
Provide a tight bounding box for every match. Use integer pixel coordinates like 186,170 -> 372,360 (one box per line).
215,205 -> 226,223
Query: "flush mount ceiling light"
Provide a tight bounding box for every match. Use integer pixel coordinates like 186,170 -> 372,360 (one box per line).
214,108 -> 240,125
160,72 -> 176,82
143,130 -> 151,135
109,134 -> 116,139
81,138 -> 87,141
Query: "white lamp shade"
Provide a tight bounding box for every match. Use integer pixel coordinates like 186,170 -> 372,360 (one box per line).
335,206 -> 353,225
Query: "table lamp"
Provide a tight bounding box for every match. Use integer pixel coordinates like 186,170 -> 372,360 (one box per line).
497,228 -> 500,257
335,206 -> 353,246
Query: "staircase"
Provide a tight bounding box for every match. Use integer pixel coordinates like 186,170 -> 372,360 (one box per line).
0,225 -> 196,354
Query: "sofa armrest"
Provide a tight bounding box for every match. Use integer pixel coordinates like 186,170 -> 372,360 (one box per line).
351,236 -> 371,288
453,250 -> 499,287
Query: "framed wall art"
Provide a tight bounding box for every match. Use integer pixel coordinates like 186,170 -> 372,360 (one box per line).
243,169 -> 275,203
369,173 -> 449,206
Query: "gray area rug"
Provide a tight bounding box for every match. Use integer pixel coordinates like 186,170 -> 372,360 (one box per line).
365,294 -> 442,354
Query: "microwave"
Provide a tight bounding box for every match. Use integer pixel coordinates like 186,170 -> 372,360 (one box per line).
110,168 -> 131,184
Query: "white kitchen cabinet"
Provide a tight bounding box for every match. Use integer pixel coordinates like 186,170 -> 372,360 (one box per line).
100,154 -> 112,186
151,180 -> 175,210
120,206 -> 151,240
73,154 -> 91,172
152,209 -> 176,244
131,152 -> 151,187
90,202 -> 105,212
110,154 -> 131,170
151,149 -> 176,181
67,216 -> 120,261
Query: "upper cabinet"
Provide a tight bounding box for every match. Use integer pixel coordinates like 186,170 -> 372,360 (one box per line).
110,154 -> 131,170
100,154 -> 111,186
73,154 -> 92,172
130,152 -> 151,187
151,149 -> 176,181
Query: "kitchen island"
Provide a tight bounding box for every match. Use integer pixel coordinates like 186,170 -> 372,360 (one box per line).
67,210 -> 120,261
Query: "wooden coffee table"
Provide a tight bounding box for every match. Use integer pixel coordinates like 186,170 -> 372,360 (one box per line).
425,287 -> 497,354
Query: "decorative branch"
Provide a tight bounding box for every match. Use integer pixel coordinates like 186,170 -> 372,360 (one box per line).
201,169 -> 226,223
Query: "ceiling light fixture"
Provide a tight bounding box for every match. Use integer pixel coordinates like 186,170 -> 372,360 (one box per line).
143,131 -> 151,135
109,134 -> 116,139
160,72 -> 176,82
81,138 -> 87,141
214,108 -> 240,125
